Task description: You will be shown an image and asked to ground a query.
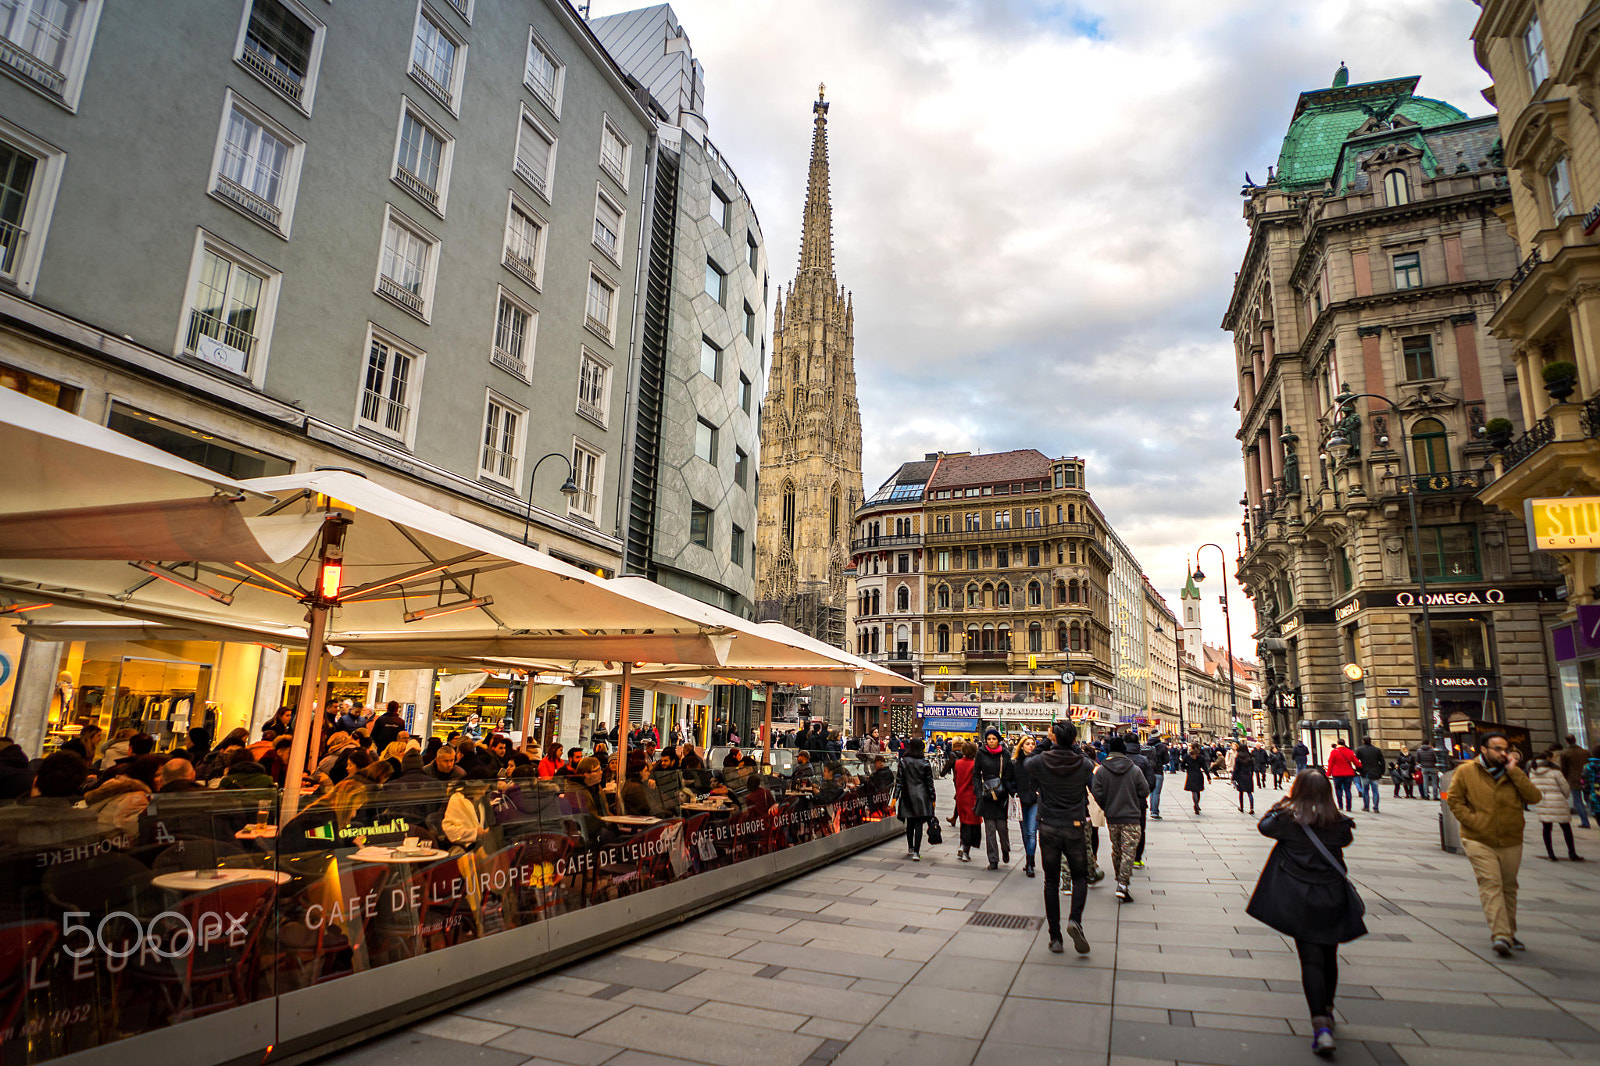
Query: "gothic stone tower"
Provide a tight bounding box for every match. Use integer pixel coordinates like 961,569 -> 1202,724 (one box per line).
755,86 -> 865,645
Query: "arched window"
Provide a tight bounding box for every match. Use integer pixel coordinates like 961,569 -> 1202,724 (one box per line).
1028,622 -> 1043,653
937,584 -> 950,609
966,584 -> 979,608
1068,579 -> 1079,603
896,584 -> 909,611
981,624 -> 995,651
937,624 -> 950,653
1411,417 -> 1449,474
782,480 -> 796,549
1067,504 -> 1075,523
1057,622 -> 1068,650
870,588 -> 881,615
1028,581 -> 1042,606
996,582 -> 1011,607
1070,623 -> 1082,652
1056,580 -> 1067,606
830,483 -> 841,540
1383,168 -> 1410,206
997,624 -> 1010,651
982,582 -> 995,608
870,628 -> 880,654
966,625 -> 979,649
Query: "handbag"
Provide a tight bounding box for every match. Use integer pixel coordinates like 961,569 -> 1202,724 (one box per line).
1301,823 -> 1366,920
926,815 -> 943,845
983,776 -> 1003,802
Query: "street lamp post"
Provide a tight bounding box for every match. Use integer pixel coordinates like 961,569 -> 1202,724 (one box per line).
521,452 -> 581,546
1326,385 -> 1438,747
1191,544 -> 1239,738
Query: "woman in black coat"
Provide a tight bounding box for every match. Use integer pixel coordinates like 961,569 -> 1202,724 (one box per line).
895,738 -> 936,861
1246,769 -> 1365,1058
972,727 -> 1014,870
1269,746 -> 1287,789
1180,742 -> 1207,815
1231,741 -> 1256,814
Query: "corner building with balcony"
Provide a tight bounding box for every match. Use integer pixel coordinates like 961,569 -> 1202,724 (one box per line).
1472,0 -> 1600,745
1225,67 -> 1564,753
913,450 -> 1119,736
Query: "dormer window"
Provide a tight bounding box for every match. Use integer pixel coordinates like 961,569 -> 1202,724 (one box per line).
1383,168 -> 1410,206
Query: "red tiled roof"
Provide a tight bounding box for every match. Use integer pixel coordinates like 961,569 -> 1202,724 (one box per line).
926,449 -> 1052,489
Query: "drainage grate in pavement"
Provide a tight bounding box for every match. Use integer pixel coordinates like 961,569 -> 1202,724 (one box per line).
967,911 -> 1044,931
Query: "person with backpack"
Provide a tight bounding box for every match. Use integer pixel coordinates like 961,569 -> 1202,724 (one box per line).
1246,769 -> 1365,1057
1091,736 -> 1150,902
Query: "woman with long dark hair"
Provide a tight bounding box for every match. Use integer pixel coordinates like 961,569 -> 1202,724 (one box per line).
896,738 -> 935,861
1181,742 -> 1207,815
1232,741 -> 1256,814
1246,769 -> 1366,1057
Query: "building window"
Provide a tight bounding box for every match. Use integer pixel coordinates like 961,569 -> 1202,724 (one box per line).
1407,524 -> 1480,582
1070,623 -> 1082,652
694,418 -> 716,464
178,233 -> 279,383
966,584 -> 979,608
747,230 -> 758,269
107,403 -> 291,479
937,550 -> 950,572
896,585 -> 909,612
357,327 -> 421,444
1410,417 -> 1449,474
1056,580 -> 1067,605
376,206 -> 438,320
585,267 -> 618,342
830,484 -> 841,539
1069,544 -> 1078,564
1057,623 -> 1068,651
393,102 -> 452,214
782,480 -> 796,549
0,124 -> 59,294
700,336 -> 720,380
1418,617 -> 1490,671
733,446 -> 748,488
236,0 -> 323,112
1029,623 -> 1043,653
739,373 -> 752,413
410,5 -> 464,112
1548,157 -> 1574,220
1383,169 -> 1409,206
210,92 -> 302,235
592,186 -> 624,261
996,583 -> 1010,607
710,186 -> 728,229
937,584 -> 949,609
967,549 -> 979,569
995,509 -> 1011,530
937,625 -> 950,653
1028,546 -> 1040,567
996,548 -> 1009,568
705,258 -> 725,304
1523,14 -> 1548,92
0,0 -> 102,109
1401,335 -> 1435,380
479,393 -> 524,487
690,502 -> 712,548
1028,581 -> 1042,606
570,440 -> 602,520
1068,579 -> 1080,603
491,288 -> 535,379
515,109 -> 556,199
577,348 -> 609,428
599,117 -> 629,187
502,194 -> 544,289
744,302 -> 757,342
524,28 -> 563,113
731,523 -> 744,566
1392,252 -> 1421,290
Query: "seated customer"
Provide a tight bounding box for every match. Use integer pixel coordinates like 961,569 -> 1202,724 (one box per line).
679,744 -> 704,770
442,778 -> 492,850
426,744 -> 467,782
157,758 -> 204,793
620,752 -> 652,816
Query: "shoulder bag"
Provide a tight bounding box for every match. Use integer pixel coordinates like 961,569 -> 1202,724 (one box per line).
1301,823 -> 1365,920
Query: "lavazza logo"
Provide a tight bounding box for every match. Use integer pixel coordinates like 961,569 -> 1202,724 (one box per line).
1395,589 -> 1506,607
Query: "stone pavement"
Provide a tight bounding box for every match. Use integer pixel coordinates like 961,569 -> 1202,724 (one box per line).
323,774 -> 1600,1066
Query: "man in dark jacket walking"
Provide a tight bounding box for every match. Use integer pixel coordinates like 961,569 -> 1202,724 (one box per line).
1022,721 -> 1096,955
1124,737 -> 1156,866
1293,740 -> 1310,774
1149,739 -> 1169,819
1353,735 -> 1386,813
371,701 -> 406,751
1092,736 -> 1150,901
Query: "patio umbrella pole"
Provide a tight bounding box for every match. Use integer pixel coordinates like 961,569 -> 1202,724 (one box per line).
281,601 -> 329,824
616,662 -> 631,814
761,682 -> 774,769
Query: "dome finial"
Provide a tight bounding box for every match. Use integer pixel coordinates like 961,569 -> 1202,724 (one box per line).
1333,62 -> 1348,88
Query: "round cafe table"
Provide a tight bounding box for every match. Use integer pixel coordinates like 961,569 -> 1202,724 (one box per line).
234,825 -> 279,840
680,802 -> 734,814
349,845 -> 450,864
150,868 -> 291,891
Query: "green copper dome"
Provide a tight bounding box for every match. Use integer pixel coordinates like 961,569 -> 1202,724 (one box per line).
1275,73 -> 1466,190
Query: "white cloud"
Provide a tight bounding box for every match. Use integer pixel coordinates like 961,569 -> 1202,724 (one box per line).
588,0 -> 1489,650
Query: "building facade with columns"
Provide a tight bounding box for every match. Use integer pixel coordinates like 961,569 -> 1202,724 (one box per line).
1224,68 -> 1564,754
1471,0 -> 1600,746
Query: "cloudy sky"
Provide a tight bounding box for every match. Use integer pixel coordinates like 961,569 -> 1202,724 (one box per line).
589,0 -> 1491,651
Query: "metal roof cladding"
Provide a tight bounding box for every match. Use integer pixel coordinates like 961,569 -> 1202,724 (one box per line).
1275,70 -> 1467,190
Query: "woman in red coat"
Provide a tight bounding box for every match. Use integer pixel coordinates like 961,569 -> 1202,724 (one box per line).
1324,741 -> 1361,813
946,741 -> 982,862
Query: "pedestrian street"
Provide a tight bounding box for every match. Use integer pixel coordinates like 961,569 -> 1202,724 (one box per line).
326,777 -> 1600,1066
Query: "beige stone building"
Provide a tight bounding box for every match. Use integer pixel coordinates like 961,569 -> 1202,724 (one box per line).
1143,578 -> 1180,735
754,88 -> 863,650
1472,0 -> 1600,745
1224,68 -> 1563,753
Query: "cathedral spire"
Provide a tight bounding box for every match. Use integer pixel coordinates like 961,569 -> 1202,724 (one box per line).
800,83 -> 833,275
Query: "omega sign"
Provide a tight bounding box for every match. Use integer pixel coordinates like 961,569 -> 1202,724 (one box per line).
1359,586 -> 1554,610
1395,589 -> 1506,607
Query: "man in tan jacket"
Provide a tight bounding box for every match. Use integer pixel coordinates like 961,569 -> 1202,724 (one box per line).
1446,731 -> 1543,956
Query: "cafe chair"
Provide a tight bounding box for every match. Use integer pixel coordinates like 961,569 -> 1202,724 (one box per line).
275,861 -> 389,988
373,855 -> 473,958
132,878 -> 277,1023
0,920 -> 57,1036
511,833 -> 571,920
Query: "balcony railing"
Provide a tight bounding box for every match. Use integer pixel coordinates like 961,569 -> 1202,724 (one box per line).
924,520 -> 1095,547
240,40 -> 305,103
1501,417 -> 1553,470
213,175 -> 282,227
577,398 -> 606,427
360,390 -> 410,436
851,534 -> 923,552
0,35 -> 65,96
0,218 -> 27,275
184,310 -> 256,372
515,159 -> 547,197
965,650 -> 1009,662
1584,397 -> 1600,439
444,0 -> 470,16
1509,245 -> 1542,293
502,248 -> 539,288
410,62 -> 453,109
1397,470 -> 1484,494
491,346 -> 527,379
377,274 -> 425,316
393,167 -> 440,210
